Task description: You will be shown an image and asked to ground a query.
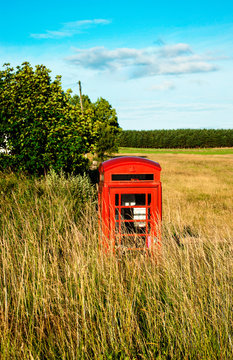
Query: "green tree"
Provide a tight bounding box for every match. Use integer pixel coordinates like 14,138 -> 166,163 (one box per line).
70,94 -> 121,159
70,94 -> 92,110
0,62 -> 94,174
93,97 -> 121,159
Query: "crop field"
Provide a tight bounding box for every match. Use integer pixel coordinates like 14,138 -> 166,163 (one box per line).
119,147 -> 233,155
0,150 -> 233,359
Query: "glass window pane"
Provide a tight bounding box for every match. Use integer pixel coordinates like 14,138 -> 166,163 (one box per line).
112,174 -> 154,181
121,222 -> 146,234
121,208 -> 134,220
148,194 -> 151,205
121,207 -> 147,223
115,194 -> 119,206
148,221 -> 151,231
121,194 -> 146,206
148,208 -> 151,220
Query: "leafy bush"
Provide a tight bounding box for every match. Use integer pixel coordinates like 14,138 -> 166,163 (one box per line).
0,62 -> 121,174
0,170 -> 96,234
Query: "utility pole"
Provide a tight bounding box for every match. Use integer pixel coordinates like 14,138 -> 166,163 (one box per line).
78,80 -> 84,115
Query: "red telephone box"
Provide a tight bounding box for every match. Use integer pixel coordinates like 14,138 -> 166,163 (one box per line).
98,156 -> 162,252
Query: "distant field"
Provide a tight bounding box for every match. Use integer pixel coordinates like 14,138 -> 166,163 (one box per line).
117,150 -> 233,236
119,147 -> 233,155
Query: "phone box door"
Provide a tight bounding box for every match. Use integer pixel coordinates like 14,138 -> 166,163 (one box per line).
109,187 -> 161,250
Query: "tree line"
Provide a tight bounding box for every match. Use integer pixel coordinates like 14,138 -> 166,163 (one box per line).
119,129 -> 233,148
0,62 -> 121,175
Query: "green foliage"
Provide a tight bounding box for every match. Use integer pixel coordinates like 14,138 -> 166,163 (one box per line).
71,94 -> 121,159
70,93 -> 92,110
119,129 -> 233,148
0,63 -> 95,174
0,170 -> 96,230
93,97 -> 121,159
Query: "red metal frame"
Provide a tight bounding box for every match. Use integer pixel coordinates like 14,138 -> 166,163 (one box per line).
98,156 -> 162,252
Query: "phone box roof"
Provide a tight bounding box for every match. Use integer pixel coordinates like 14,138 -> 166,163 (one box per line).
99,156 -> 161,183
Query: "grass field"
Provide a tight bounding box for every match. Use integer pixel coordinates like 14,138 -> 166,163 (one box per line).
119,147 -> 233,155
0,151 -> 233,359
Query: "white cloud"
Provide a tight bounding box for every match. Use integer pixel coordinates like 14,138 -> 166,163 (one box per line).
30,19 -> 111,39
66,19 -> 110,27
158,43 -> 192,57
32,30 -> 72,39
66,44 -> 218,78
159,61 -> 217,75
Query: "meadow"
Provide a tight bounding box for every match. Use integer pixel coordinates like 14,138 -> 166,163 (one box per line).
119,147 -> 233,155
0,150 -> 232,359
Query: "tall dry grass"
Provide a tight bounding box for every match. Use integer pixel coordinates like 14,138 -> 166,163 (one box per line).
0,154 -> 233,359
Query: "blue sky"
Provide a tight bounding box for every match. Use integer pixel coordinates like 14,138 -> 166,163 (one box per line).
1,0 -> 233,129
